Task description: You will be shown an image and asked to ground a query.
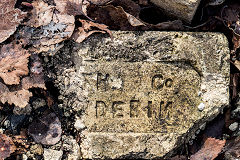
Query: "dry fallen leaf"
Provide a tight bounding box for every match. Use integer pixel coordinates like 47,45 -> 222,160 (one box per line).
124,11 -> 145,27
0,0 -> 26,43
0,134 -> 16,159
22,74 -> 46,90
233,60 -> 240,71
55,0 -> 90,16
110,0 -> 140,17
190,138 -> 226,160
221,4 -> 240,50
0,53 -> 45,108
31,13 -> 75,53
0,43 -> 30,85
232,28 -> 240,51
89,0 -> 111,5
72,19 -> 112,43
153,20 -> 184,30
26,0 -> 54,27
88,5 -> 139,30
87,0 -> 141,30
0,82 -> 32,108
22,54 -> 46,90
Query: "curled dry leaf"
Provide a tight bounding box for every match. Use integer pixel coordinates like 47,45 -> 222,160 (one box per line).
190,138 -> 226,160
26,0 -> 54,27
88,5 -> 140,30
110,0 -> 140,17
0,0 -> 26,43
72,19 -> 112,43
0,43 -> 30,85
0,134 -> 16,159
124,11 -> 145,27
233,60 -> 240,71
0,82 -> 32,108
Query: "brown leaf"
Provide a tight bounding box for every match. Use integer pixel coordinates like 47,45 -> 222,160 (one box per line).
25,0 -> 54,27
233,60 -> 240,71
124,12 -> 145,27
22,54 -> 46,90
0,82 -> 32,108
0,43 -> 30,85
110,0 -> 140,17
153,20 -> 184,30
222,5 -> 239,24
55,0 -> 89,16
0,0 -> 26,43
22,0 -> 75,53
88,5 -> 138,30
22,74 -> 46,90
0,134 -> 16,159
233,30 -> 240,51
221,4 -> 240,50
32,13 -> 75,53
88,0 -> 111,5
72,19 -> 112,43
190,138 -> 226,160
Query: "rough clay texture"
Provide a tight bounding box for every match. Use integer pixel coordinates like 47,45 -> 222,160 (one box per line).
53,31 -> 229,159
150,0 -> 201,23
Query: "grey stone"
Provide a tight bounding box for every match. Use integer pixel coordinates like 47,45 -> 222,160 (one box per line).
229,122 -> 239,132
150,0 -> 201,23
53,31 -> 229,159
43,149 -> 63,160
32,98 -> 46,110
198,102 -> 205,111
28,113 -> 62,145
74,117 -> 85,130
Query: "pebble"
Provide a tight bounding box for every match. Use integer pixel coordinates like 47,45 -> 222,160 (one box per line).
199,123 -> 206,130
28,113 -> 62,145
32,98 -> 46,110
30,144 -> 43,155
22,154 -> 28,160
43,148 -> 63,160
3,120 -> 10,128
74,117 -> 85,130
229,122 -> 239,132
195,129 -> 201,135
198,103 -> 205,111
